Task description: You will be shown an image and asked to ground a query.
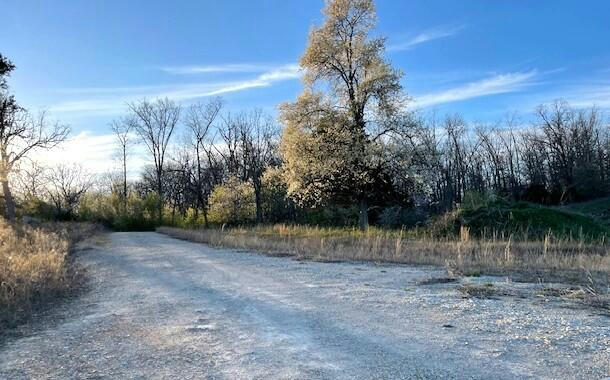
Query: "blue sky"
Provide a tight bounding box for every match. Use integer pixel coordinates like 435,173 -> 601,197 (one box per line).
2,0 -> 610,171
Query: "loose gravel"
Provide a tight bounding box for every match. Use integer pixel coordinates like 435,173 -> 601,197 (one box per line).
0,232 -> 608,379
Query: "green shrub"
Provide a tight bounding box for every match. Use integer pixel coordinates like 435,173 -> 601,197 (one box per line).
18,197 -> 56,220
262,167 -> 294,223
431,192 -> 610,240
305,205 -> 359,226
77,192 -> 161,231
378,206 -> 425,228
208,177 -> 255,225
565,197 -> 610,226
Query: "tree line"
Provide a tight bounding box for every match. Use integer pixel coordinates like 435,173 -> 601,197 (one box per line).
410,103 -> 609,210
106,98 -> 281,229
1,0 -> 609,231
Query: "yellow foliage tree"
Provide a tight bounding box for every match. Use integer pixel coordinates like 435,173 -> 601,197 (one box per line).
280,0 -> 407,230
208,177 -> 255,225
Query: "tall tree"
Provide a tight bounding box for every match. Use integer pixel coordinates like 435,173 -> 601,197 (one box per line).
238,110 -> 279,224
280,0 -> 405,230
111,118 -> 132,211
184,97 -> 222,227
215,112 -> 242,178
0,54 -> 16,90
214,110 -> 279,224
0,55 -> 69,220
127,98 -> 180,220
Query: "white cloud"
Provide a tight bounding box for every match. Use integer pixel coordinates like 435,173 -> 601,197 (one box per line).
161,63 -> 274,75
32,131 -> 147,176
412,70 -> 539,108
562,82 -> 610,109
162,64 -> 301,100
258,64 -> 301,81
388,25 -> 465,52
49,99 -> 126,113
49,64 -> 301,115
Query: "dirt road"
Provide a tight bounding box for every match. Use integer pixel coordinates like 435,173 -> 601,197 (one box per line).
1,232 -> 608,379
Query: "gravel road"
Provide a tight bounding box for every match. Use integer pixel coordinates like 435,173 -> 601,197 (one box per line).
1,232 -> 608,379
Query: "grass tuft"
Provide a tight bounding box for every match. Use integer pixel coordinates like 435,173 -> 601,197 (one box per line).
0,220 -> 98,329
457,283 -> 512,299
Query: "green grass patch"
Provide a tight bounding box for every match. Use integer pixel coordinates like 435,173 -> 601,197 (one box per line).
434,195 -> 610,241
563,196 -> 610,226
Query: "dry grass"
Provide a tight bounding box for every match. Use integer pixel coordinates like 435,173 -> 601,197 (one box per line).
456,282 -> 609,313
0,220 -> 99,329
458,283 -> 514,298
157,224 -> 609,288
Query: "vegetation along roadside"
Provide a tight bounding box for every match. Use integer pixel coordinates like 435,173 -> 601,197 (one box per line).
0,221 -> 101,334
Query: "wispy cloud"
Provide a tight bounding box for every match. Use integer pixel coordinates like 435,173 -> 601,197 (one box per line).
388,25 -> 465,52
413,70 -> 539,108
50,99 -> 129,113
161,63 -> 275,75
32,131 -> 149,176
562,82 -> 610,109
166,64 -> 301,99
49,64 -> 301,114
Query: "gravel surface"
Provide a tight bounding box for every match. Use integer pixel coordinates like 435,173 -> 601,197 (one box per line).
0,232 -> 608,379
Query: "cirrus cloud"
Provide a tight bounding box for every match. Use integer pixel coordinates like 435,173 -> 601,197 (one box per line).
412,70 -> 539,108
49,64 -> 301,115
388,25 -> 465,52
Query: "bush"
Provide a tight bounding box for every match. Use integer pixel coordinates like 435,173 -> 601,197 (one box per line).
262,168 -> 294,223
161,208 -> 205,229
208,177 -> 255,225
304,205 -> 360,226
18,197 -> 56,220
78,192 -> 161,231
378,206 -> 426,228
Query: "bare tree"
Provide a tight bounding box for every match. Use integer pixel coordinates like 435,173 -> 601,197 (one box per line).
0,55 -> 69,220
497,116 -> 523,199
0,107 -> 69,220
127,98 -> 180,220
111,117 -> 132,210
238,110 -> 279,224
215,112 -> 242,178
46,164 -> 93,218
184,97 -> 222,227
14,160 -> 47,201
212,109 -> 279,224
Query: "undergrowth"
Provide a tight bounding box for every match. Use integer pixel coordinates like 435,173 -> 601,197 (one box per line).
158,223 -> 609,288
0,220 -> 99,330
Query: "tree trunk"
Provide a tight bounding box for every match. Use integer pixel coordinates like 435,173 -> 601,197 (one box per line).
254,178 -> 263,224
2,177 -> 15,221
195,146 -> 204,224
122,146 -> 128,211
358,197 -> 368,231
202,207 -> 209,229
157,170 -> 163,222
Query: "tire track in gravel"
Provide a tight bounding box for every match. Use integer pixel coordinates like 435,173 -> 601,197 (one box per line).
1,232 -> 608,379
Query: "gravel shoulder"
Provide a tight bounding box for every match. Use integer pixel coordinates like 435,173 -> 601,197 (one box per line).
1,232 -> 608,379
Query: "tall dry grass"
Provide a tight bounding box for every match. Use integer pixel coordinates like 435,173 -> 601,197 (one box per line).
158,224 -> 609,287
0,220 -> 98,329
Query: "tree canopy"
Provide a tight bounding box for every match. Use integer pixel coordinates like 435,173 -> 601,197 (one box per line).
280,0 -> 408,230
